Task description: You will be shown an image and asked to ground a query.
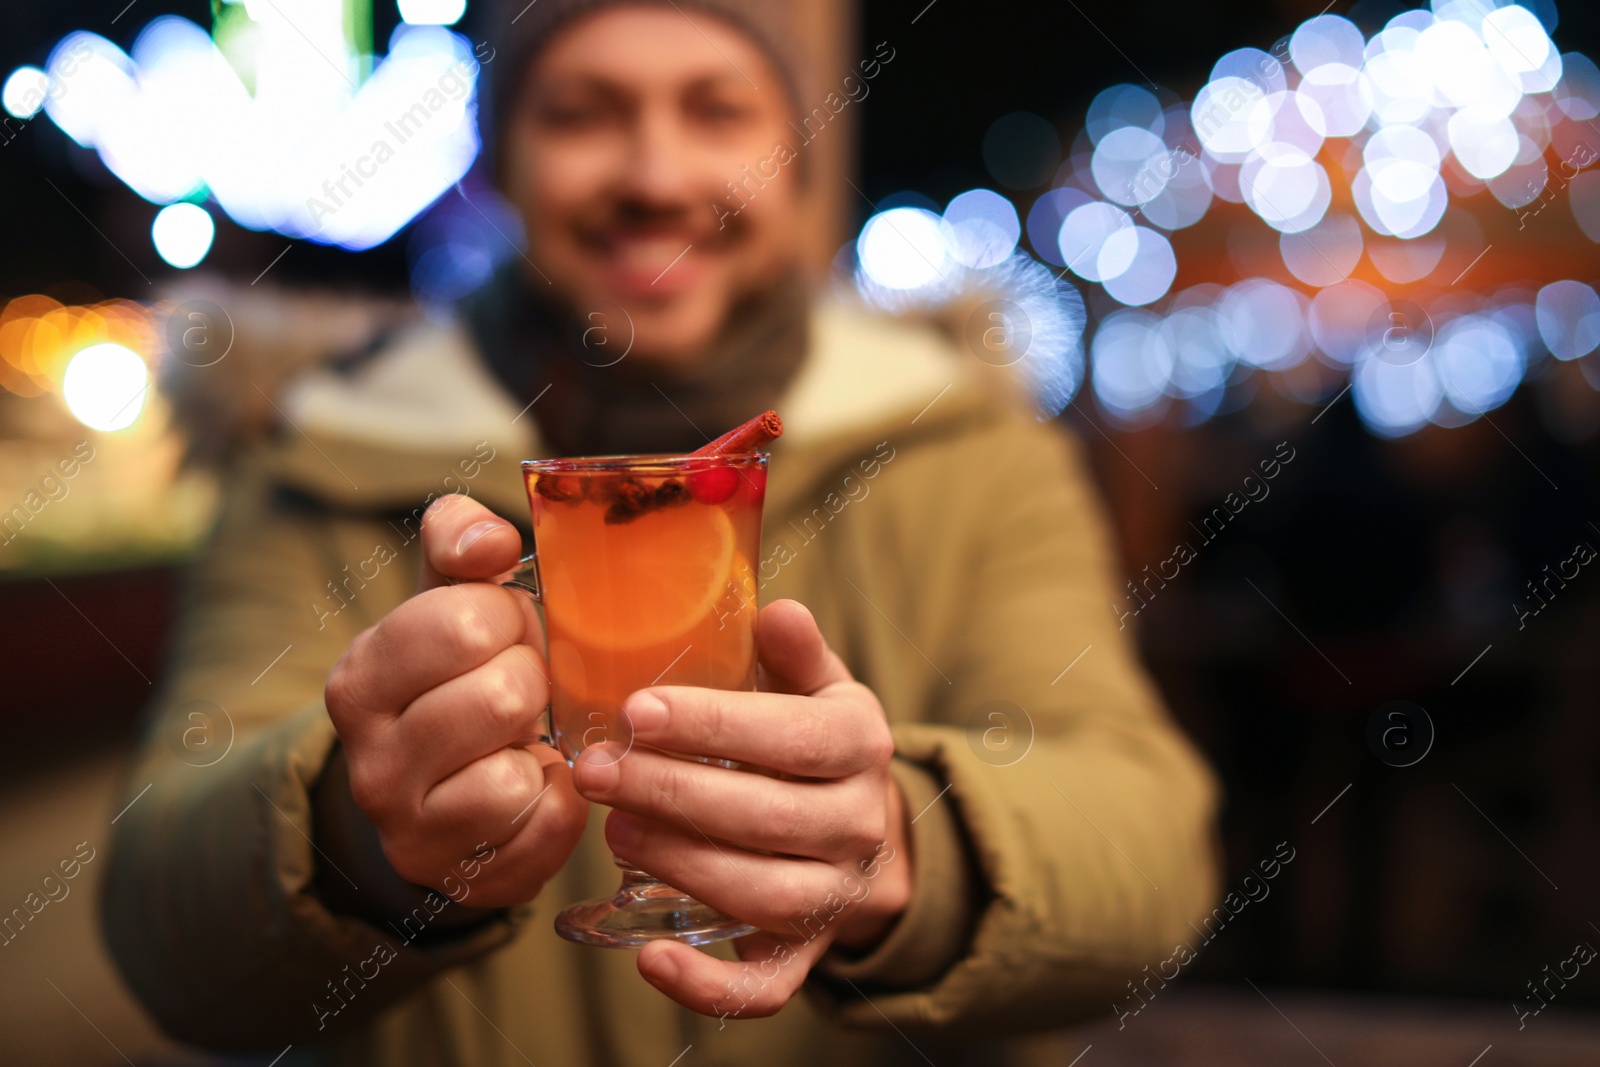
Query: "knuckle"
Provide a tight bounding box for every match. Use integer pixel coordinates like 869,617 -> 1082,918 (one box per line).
848,812 -> 887,857
653,757 -> 700,814
763,789 -> 806,848
345,760 -> 385,817
485,749 -> 540,810
698,695 -> 730,750
480,665 -> 532,736
773,876 -> 819,924
323,666 -> 357,724
449,599 -> 505,664
787,717 -> 832,776
859,717 -> 895,769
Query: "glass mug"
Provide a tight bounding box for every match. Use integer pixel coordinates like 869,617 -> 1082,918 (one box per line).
508,451 -> 767,947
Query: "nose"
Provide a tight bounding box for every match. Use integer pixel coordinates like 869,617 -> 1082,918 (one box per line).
616,102 -> 698,210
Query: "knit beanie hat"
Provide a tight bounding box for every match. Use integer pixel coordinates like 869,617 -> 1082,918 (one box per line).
480,0 -> 807,177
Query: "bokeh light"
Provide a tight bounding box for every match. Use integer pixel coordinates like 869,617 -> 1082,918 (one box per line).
32,13 -> 481,250
62,343 -> 148,431
942,189 -> 1021,269
857,208 -> 949,290
1352,347 -> 1444,437
1059,201 -> 1133,282
839,0 -> 1600,437
1099,227 -> 1177,306
1536,280 -> 1600,359
1432,315 -> 1525,417
1092,309 -> 1174,421
398,0 -> 468,25
2,66 -> 50,119
151,203 -> 216,269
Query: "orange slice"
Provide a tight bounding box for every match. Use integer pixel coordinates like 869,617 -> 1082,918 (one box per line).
540,500 -> 737,650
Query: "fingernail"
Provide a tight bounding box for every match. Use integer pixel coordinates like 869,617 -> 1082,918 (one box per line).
641,947 -> 678,984
456,521 -> 501,555
608,812 -> 643,854
624,691 -> 668,734
575,745 -> 621,794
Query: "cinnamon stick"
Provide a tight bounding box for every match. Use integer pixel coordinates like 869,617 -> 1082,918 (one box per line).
692,410 -> 782,456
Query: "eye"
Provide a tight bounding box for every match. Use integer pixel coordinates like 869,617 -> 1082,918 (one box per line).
686,92 -> 757,127
529,84 -> 622,130
539,101 -> 609,128
698,101 -> 745,121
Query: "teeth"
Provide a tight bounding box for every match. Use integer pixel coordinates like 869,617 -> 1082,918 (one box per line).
613,238 -> 691,270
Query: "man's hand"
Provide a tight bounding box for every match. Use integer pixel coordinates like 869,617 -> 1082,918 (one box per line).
571,599 -> 913,1019
324,495 -> 587,906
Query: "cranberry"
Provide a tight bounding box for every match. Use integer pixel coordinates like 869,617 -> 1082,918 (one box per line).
687,466 -> 740,505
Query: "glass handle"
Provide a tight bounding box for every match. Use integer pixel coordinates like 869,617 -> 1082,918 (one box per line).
502,553 -> 550,745
502,552 -> 542,602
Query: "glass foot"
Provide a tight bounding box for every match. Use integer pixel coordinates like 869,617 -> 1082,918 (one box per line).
555,868 -> 756,948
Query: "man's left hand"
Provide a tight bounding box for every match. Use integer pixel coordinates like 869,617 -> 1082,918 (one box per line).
571,598 -> 912,1018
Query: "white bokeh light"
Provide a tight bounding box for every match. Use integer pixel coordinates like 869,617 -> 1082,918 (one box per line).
1432,315 -> 1525,417
1092,309 -> 1174,420
1220,279 -> 1310,369
1447,110 -> 1520,179
62,343 -> 148,432
152,202 -> 216,268
2,66 -> 50,119
1290,15 -> 1367,72
1296,62 -> 1371,137
1352,350 -> 1443,437
1093,126 -> 1170,206
1536,280 -> 1600,359
1482,5 -> 1554,77
1058,201 -> 1133,282
1192,77 -> 1270,159
1242,144 -> 1331,233
34,17 -> 482,250
1098,227 -> 1177,306
942,189 -> 1020,270
857,208 -> 948,290
398,0 -> 468,25
838,0 -> 1600,438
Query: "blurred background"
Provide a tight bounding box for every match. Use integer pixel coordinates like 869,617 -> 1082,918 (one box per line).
3,0 -> 1600,1063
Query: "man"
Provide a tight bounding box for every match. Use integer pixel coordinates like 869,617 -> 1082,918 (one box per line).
103,2 -> 1220,1064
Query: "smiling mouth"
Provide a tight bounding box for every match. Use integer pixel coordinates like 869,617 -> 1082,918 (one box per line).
581,226 -> 726,295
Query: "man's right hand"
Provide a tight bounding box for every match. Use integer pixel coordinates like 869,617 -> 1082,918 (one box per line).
324,495 -> 587,907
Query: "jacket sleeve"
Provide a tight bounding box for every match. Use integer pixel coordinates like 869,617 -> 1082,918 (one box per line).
812,415 -> 1222,1033
100,459 -> 526,1052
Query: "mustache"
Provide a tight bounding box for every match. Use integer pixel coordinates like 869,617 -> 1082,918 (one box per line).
575,195 -> 745,242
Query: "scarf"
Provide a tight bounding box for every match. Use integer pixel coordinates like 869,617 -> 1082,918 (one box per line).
459,262 -> 811,457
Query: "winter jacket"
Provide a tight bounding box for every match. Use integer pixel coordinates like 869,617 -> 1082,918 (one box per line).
102,297 -> 1220,1066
